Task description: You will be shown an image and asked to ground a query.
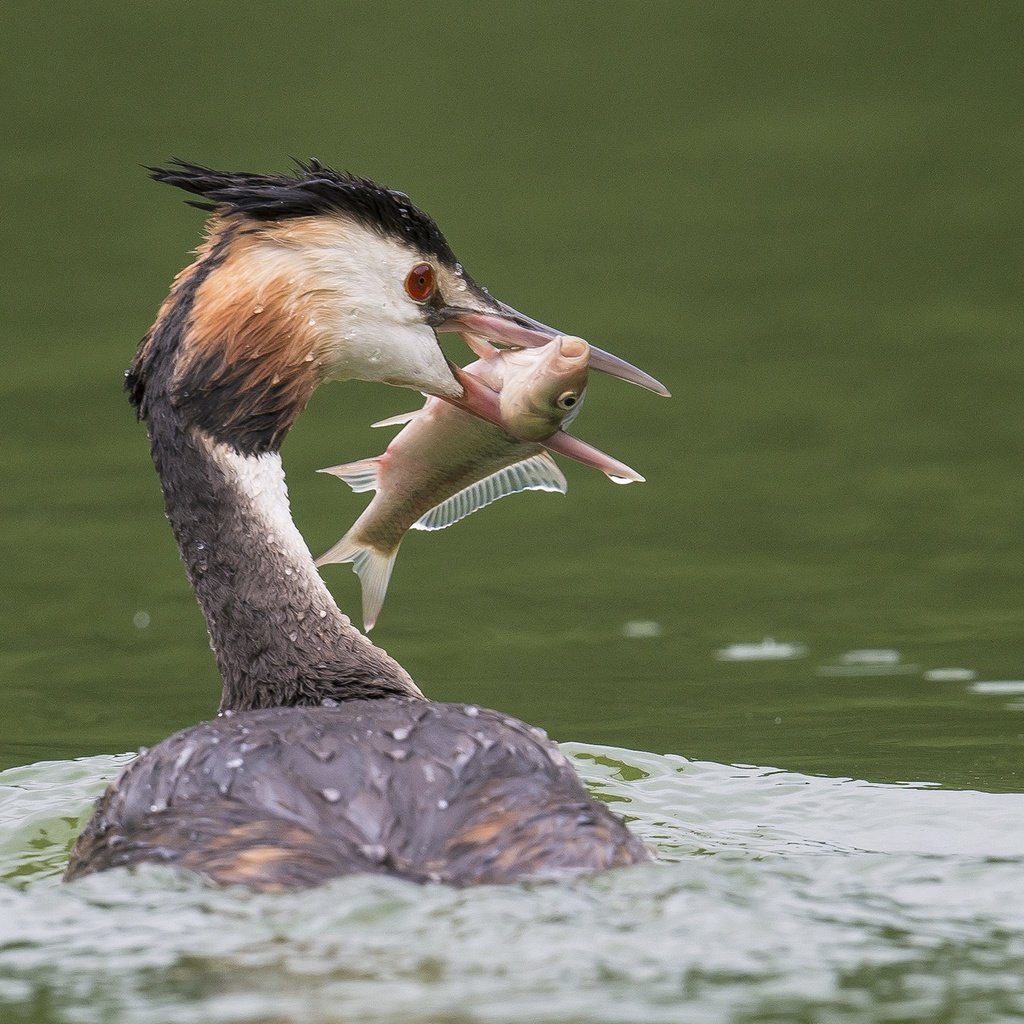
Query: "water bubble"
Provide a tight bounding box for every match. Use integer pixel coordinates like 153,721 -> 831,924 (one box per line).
464,705 -> 479,718
924,667 -> 977,682
360,843 -> 387,863
843,649 -> 900,665
321,788 -> 341,803
547,747 -> 568,768
623,620 -> 661,639
225,757 -> 243,769
718,638 -> 808,662
389,726 -> 411,741
436,799 -> 449,810
132,610 -> 151,630
816,649 -> 919,677
970,681 -> 1024,696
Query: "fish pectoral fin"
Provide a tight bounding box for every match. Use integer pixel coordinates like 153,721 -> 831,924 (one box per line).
315,536 -> 398,632
370,411 -> 420,429
317,457 -> 381,493
541,431 -> 645,484
411,453 -> 567,533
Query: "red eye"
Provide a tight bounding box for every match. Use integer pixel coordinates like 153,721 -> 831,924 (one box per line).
404,263 -> 435,302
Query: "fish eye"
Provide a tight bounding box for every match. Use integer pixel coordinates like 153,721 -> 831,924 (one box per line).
556,391 -> 578,410
404,263 -> 436,302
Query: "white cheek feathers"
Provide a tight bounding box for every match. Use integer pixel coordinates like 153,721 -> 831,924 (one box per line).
305,224 -> 462,399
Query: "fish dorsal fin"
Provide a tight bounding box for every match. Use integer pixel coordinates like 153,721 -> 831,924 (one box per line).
412,452 -> 567,533
317,457 -> 381,493
371,410 -> 420,429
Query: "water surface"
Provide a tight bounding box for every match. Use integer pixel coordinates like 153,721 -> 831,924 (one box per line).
3,748 -> 1024,1023
2,3 -> 1023,1022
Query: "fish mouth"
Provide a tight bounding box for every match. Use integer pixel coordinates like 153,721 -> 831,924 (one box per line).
443,362 -> 644,485
432,301 -> 671,398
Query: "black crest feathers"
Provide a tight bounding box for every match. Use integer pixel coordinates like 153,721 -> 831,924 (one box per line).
148,159 -> 457,266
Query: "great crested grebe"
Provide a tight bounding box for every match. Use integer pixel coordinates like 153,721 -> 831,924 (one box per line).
65,161 -> 662,889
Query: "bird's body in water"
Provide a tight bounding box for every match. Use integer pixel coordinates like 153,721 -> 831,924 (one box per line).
65,161 -> 666,889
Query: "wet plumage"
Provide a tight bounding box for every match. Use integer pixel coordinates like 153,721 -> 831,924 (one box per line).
66,702 -> 648,889
65,161 -> 662,889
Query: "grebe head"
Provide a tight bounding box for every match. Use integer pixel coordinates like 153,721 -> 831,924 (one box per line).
128,160 -> 667,456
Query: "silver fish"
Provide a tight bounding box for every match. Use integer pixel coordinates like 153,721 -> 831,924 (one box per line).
316,336 -> 641,630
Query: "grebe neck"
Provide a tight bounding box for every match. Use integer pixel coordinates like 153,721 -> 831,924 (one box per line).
127,219 -> 421,711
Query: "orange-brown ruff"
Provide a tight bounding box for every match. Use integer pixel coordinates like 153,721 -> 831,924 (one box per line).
160,220 -> 333,445
65,161 -> 654,889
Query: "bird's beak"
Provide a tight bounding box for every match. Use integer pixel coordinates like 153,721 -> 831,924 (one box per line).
434,300 -> 671,398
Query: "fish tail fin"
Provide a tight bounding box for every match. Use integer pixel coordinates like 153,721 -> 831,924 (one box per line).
315,534 -> 398,632
317,457 -> 382,493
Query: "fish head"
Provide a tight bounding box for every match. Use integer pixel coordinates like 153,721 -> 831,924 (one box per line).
497,336 -> 591,441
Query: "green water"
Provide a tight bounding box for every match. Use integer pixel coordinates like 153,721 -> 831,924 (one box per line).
2,3 -> 1023,1022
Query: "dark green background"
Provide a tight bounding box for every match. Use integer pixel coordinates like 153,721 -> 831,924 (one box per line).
2,3 -> 1022,789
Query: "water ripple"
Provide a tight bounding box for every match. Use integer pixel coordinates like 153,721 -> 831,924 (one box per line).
1,748 -> 1023,1023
